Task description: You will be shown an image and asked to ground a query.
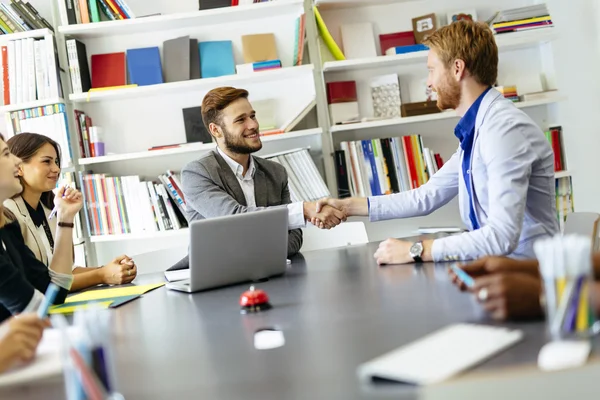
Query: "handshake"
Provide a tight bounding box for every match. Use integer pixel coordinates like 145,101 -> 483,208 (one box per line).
302,198 -> 350,230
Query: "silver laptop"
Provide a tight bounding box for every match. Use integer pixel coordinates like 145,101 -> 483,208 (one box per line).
166,207 -> 288,293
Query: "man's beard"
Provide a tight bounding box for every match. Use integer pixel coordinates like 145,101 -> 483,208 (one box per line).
222,125 -> 262,155
435,74 -> 461,110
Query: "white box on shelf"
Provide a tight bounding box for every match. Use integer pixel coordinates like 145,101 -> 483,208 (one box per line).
329,102 -> 360,124
370,74 -> 401,119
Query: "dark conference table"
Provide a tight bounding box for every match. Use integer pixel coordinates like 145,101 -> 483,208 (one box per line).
4,239 -> 598,399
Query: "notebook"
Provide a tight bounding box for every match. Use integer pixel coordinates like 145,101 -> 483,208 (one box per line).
163,36 -> 190,83
241,33 -> 278,63
91,52 -> 126,88
199,41 -> 235,78
126,47 -> 163,86
357,324 -> 524,385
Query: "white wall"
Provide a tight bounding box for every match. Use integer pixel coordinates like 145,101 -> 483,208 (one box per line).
544,0 -> 600,213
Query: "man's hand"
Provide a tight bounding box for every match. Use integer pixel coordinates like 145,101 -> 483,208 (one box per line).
304,201 -> 346,229
100,255 -> 137,285
373,239 -> 413,265
471,273 -> 543,321
0,314 -> 48,373
449,256 -> 540,291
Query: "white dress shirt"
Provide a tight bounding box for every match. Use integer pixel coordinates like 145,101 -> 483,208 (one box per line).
368,89 -> 558,261
217,147 -> 306,229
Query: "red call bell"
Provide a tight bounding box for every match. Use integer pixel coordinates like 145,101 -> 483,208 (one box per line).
240,286 -> 272,314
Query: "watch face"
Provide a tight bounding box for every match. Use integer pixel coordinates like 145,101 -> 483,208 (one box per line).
410,242 -> 424,257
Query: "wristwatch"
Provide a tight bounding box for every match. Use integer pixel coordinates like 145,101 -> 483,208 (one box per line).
409,241 -> 424,263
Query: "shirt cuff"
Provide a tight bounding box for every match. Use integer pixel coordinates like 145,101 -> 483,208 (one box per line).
21,289 -> 45,314
287,202 -> 306,230
49,269 -> 74,291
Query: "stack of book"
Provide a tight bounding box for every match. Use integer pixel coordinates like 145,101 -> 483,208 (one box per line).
266,149 -> 330,203
556,176 -> 574,231
293,14 -> 305,66
489,4 -> 553,34
5,104 -> 73,167
73,109 -> 95,158
0,1 -> 52,33
0,37 -> 62,105
336,136 -> 444,198
544,125 -> 566,172
496,85 -> 519,102
59,0 -> 135,24
236,59 -> 281,74
78,170 -> 187,236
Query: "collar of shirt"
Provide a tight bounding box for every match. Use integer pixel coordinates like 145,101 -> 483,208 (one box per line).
454,86 -> 492,149
217,147 -> 256,181
24,199 -> 46,228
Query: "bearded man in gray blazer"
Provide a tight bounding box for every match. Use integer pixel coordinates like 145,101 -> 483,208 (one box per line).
173,87 -> 345,268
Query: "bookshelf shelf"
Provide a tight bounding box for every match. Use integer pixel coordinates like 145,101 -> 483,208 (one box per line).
0,28 -> 53,43
68,64 -> 315,103
323,29 -> 557,73
58,0 -> 304,39
78,128 -> 322,165
89,228 -> 189,243
315,0 -> 418,10
330,94 -> 566,132
555,170 -> 572,179
0,97 -> 65,113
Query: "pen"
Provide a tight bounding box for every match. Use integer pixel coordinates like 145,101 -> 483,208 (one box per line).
38,283 -> 60,318
450,264 -> 475,288
48,184 -> 70,220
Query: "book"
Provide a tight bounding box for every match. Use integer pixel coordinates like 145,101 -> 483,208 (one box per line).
163,36 -> 189,83
91,52 -> 126,88
189,38 -> 201,79
199,41 -> 234,78
66,39 -> 91,94
126,47 -> 163,86
340,22 -> 377,59
379,31 -> 416,55
182,106 -> 212,144
241,33 -> 278,63
198,0 -> 230,10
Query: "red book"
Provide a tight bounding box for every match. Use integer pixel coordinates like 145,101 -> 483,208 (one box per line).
85,116 -> 94,157
379,31 -> 416,55
434,153 -> 444,169
231,0 -> 239,5
1,46 -> 8,105
326,81 -> 357,104
550,127 -> 563,171
402,136 -> 419,189
91,52 -> 126,88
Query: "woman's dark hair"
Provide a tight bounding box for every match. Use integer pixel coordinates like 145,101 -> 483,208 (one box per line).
6,133 -> 62,210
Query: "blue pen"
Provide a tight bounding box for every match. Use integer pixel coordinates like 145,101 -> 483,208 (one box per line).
450,264 -> 475,288
37,283 -> 60,318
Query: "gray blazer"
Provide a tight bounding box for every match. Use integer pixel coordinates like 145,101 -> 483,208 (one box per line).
171,150 -> 303,270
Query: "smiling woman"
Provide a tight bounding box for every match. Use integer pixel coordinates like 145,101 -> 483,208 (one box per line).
0,133 -> 84,323
4,133 -> 138,293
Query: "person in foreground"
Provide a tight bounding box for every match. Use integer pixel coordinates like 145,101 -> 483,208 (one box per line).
176,87 -> 346,268
0,134 -> 83,323
4,133 -> 137,292
449,256 -> 600,321
0,313 -> 47,373
314,20 -> 558,265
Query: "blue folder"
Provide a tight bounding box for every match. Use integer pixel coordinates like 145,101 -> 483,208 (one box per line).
126,47 -> 164,86
199,41 -> 235,78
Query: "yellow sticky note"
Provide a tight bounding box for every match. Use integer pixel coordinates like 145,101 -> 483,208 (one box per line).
49,301 -> 113,315
66,283 -> 165,304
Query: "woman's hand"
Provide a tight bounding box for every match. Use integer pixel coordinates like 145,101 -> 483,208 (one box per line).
100,255 -> 137,285
54,186 -> 83,221
0,314 -> 48,373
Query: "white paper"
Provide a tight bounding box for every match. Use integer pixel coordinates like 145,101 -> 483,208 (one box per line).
164,269 -> 190,282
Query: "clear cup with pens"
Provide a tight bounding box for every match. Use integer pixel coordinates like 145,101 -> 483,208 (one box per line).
534,234 -> 600,340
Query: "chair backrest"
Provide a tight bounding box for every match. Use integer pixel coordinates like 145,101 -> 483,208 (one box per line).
130,245 -> 189,274
563,212 -> 600,250
301,221 -> 369,252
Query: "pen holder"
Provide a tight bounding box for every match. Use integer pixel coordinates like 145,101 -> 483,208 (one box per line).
534,234 -> 600,340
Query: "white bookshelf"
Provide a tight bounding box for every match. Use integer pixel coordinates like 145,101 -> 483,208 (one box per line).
68,65 -> 315,103
78,128 -> 322,165
0,98 -> 65,113
330,95 -> 566,133
323,29 -> 557,73
0,28 -> 53,43
57,0 -> 304,39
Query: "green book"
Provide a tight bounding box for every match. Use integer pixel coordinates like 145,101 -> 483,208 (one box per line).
88,0 -> 100,23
